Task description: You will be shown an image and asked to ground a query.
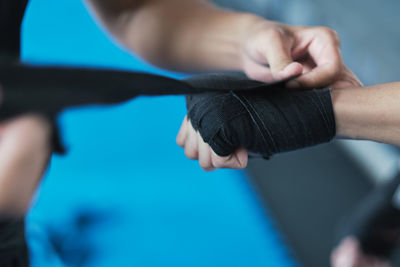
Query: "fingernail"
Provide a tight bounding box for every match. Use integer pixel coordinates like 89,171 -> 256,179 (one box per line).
286,80 -> 300,88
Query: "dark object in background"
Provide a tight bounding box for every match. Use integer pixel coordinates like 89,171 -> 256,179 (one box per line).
0,0 -> 27,62
338,175 -> 400,259
246,143 -> 374,267
48,209 -> 115,267
0,218 -> 29,267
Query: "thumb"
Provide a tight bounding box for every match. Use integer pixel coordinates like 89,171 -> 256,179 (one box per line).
262,27 -> 302,78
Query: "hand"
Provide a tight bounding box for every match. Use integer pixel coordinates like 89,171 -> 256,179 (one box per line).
176,116 -> 248,171
331,237 -> 391,267
0,115 -> 52,216
241,21 -> 343,88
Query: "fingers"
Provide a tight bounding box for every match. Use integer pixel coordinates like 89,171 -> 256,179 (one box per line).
176,116 -> 199,160
176,118 -> 248,171
262,27 -> 304,80
242,24 -> 303,82
242,57 -> 277,83
289,61 -> 341,89
243,23 -> 347,88
289,27 -> 343,89
211,147 -> 248,170
198,132 -> 215,171
262,27 -> 297,74
243,53 -> 302,83
183,123 -> 198,160
176,115 -> 188,147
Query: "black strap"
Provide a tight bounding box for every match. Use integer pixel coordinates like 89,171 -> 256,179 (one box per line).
0,64 -> 296,154
0,64 -> 295,122
0,0 -> 28,62
0,218 -> 29,267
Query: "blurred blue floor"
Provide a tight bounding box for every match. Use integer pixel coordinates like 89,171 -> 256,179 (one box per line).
22,0 -> 296,266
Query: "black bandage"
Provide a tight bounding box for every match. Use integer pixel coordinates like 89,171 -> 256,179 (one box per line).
0,66 -> 297,154
0,218 -> 29,267
185,76 -> 336,158
0,66 -> 334,158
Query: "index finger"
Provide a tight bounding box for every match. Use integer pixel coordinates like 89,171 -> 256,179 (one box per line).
176,115 -> 188,147
290,29 -> 343,88
290,61 -> 342,89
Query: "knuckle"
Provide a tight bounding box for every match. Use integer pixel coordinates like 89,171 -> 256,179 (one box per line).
211,155 -> 228,168
264,25 -> 285,39
316,26 -> 333,34
199,153 -> 213,169
317,26 -> 341,45
333,31 -> 341,46
199,160 -> 212,170
237,159 -> 248,169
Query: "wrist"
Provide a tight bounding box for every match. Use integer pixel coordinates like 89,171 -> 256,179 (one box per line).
331,84 -> 400,145
331,88 -> 370,140
331,88 -> 354,139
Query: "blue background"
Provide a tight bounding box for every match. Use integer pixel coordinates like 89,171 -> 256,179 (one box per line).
21,0 -> 296,266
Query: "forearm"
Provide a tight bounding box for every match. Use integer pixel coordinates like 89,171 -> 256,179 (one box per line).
332,83 -> 400,146
0,117 -> 51,217
86,0 -> 264,71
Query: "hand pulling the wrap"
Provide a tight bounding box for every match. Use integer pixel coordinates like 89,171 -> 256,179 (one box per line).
185,75 -> 336,159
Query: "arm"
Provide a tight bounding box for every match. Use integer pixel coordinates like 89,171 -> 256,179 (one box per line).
0,115 -> 51,217
86,0 -> 254,71
333,82 -> 400,146
85,0 -> 342,87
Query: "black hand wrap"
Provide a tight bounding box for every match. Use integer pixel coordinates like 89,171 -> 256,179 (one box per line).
0,218 -> 29,267
0,65 -> 336,157
0,65 -> 303,154
185,75 -> 336,158
339,175 -> 400,259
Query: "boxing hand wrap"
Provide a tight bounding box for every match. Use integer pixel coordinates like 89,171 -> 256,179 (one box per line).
186,83 -> 336,158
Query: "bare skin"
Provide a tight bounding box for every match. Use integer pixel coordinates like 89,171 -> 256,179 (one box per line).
0,2 -> 395,265
86,0 -> 343,86
0,0 -> 344,215
83,2 -> 400,265
0,115 -> 52,217
331,237 -> 390,267
85,0 -> 346,171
